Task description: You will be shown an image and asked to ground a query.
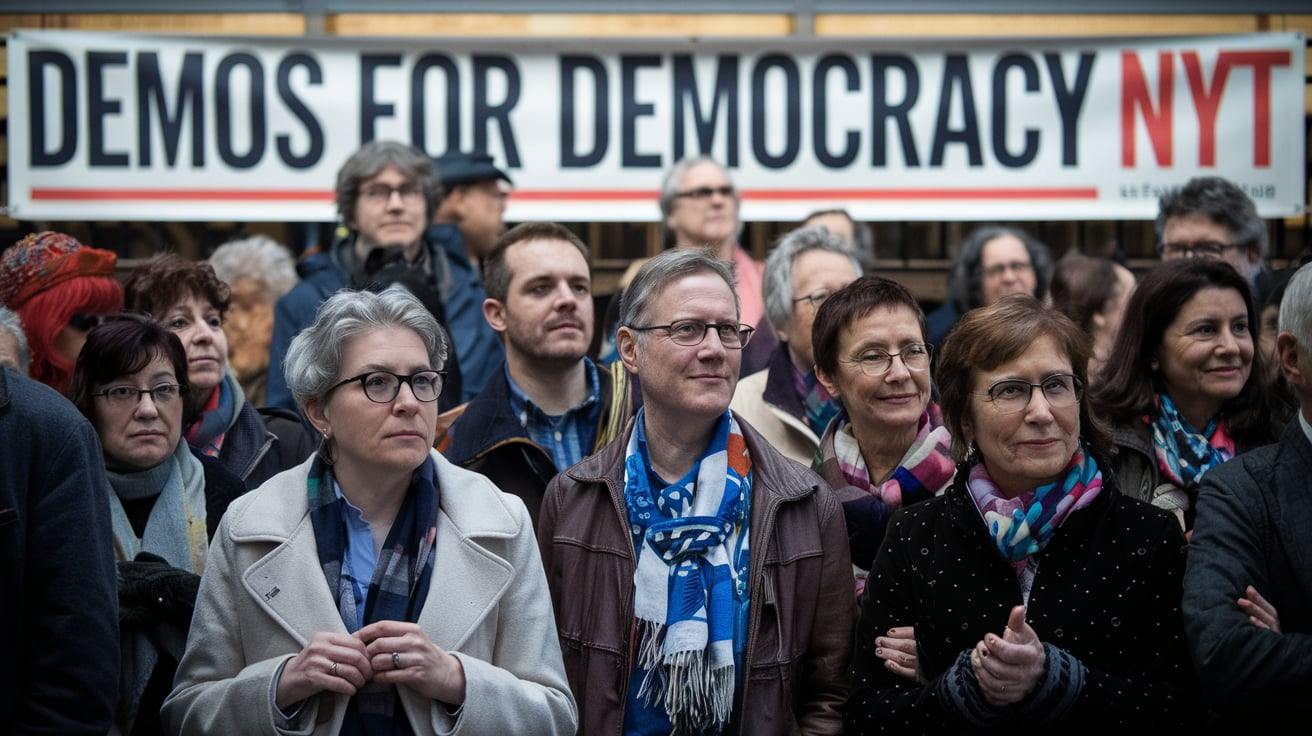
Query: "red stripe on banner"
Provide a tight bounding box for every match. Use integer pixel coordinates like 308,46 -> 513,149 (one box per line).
30,187 -> 1098,202
30,189 -> 333,202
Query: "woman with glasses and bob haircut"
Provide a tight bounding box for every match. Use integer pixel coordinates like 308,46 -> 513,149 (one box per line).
164,285 -> 576,736
70,314 -> 246,736
811,276 -> 953,601
845,294 -> 1201,732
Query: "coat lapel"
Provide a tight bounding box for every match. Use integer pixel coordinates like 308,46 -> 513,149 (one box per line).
415,506 -> 515,652
241,513 -> 348,645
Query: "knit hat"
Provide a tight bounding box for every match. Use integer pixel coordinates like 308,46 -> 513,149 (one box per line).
0,231 -> 118,310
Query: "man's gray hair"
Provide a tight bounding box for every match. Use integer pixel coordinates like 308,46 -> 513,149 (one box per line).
762,225 -> 862,333
1278,261 -> 1312,351
1155,176 -> 1268,261
283,285 -> 450,408
0,306 -> 31,374
803,208 -> 875,268
619,248 -> 738,330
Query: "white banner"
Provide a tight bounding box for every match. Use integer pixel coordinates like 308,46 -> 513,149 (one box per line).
5,29 -> 1305,222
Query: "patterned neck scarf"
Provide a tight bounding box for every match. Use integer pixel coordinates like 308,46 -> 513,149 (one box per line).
307,455 -> 440,736
184,374 -> 237,457
793,364 -> 841,437
827,404 -> 955,509
967,445 -> 1102,568
624,409 -> 752,735
1151,394 -> 1235,489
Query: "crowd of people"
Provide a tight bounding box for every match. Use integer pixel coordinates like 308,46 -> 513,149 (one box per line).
1,145 -> 1309,735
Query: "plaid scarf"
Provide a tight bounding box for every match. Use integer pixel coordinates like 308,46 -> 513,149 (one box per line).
624,409 -> 752,735
821,405 -> 954,509
307,455 -> 440,736
968,445 -> 1102,568
793,365 -> 841,438
1151,394 -> 1235,489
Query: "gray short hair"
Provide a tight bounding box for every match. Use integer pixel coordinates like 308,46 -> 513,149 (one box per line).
657,155 -> 742,248
619,249 -> 738,330
336,140 -> 442,226
803,208 -> 875,268
208,235 -> 300,300
0,306 -> 31,374
1279,261 -> 1312,351
762,225 -> 862,332
283,285 -> 450,408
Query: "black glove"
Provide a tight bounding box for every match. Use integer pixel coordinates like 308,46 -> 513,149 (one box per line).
117,552 -> 201,629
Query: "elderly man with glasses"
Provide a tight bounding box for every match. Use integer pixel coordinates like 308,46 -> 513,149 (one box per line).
730,225 -> 862,466
539,247 -> 854,736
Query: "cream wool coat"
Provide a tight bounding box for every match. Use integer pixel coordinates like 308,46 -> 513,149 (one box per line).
162,451 -> 577,735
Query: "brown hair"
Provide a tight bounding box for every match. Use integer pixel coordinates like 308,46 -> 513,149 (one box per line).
936,293 -> 1110,460
122,253 -> 232,320
482,222 -> 590,303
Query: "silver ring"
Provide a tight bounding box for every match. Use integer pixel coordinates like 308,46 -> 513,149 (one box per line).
330,662 -> 339,676
392,652 -> 402,669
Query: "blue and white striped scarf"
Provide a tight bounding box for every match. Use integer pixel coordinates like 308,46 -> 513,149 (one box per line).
624,409 -> 752,735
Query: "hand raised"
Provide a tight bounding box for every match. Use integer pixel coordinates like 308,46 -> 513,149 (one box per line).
970,605 -> 1045,706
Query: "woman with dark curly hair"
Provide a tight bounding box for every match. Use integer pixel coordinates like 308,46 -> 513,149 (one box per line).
123,253 -> 314,490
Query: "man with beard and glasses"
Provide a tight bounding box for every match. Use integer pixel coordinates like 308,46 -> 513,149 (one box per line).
439,222 -> 634,528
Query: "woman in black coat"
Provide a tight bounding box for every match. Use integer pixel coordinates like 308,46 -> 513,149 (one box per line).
845,295 -> 1202,733
71,315 -> 246,736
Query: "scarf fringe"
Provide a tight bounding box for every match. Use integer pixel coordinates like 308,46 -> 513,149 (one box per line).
635,620 -> 734,735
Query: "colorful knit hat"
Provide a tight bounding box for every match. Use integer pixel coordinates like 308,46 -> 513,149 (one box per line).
0,231 -> 118,310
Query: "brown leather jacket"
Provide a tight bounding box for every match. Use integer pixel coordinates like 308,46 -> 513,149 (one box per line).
537,413 -> 855,735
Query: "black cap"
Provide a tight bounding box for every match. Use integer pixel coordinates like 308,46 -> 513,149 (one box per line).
433,151 -> 513,188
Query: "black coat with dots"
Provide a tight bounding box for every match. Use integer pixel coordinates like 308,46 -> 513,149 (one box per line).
845,458 -> 1203,733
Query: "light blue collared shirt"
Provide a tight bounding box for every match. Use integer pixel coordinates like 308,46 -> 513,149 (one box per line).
506,358 -> 602,471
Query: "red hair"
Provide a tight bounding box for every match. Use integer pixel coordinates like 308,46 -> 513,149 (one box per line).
19,276 -> 123,394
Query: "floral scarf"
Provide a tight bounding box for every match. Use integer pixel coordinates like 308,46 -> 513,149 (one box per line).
1150,394 -> 1235,489
968,445 -> 1102,569
624,409 -> 752,735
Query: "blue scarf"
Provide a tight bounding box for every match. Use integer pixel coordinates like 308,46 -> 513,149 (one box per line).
1151,394 -> 1235,489
624,409 -> 752,734
308,455 -> 440,736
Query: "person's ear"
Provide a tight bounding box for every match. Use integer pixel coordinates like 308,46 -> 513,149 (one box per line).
616,326 -> 641,376
483,297 -> 508,335
1276,332 -> 1306,389
815,364 -> 840,400
303,398 -> 330,436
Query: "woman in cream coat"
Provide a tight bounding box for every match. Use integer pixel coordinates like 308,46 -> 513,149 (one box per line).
163,286 -> 576,735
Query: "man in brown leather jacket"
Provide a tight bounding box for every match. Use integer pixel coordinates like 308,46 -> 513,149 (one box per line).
538,248 -> 854,735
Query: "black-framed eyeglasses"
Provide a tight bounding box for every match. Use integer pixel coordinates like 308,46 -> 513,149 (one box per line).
1158,240 -> 1238,259
974,373 -> 1083,414
627,320 -> 755,349
358,183 -> 424,203
68,313 -> 109,332
674,185 -> 735,200
792,290 -> 833,309
92,383 -> 185,407
329,370 -> 445,404
840,344 -> 933,376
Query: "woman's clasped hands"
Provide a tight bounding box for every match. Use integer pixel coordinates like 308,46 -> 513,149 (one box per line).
276,621 -> 467,710
969,605 -> 1046,706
